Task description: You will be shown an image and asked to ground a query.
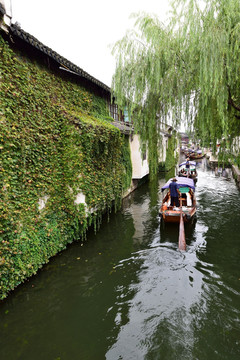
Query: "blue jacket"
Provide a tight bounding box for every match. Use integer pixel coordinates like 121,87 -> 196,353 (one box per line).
169,182 -> 179,197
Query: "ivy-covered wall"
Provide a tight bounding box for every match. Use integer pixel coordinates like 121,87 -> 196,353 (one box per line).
0,33 -> 132,300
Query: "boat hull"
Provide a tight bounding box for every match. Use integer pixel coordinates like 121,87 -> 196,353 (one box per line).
178,173 -> 197,181
159,207 -> 196,223
188,154 -> 205,160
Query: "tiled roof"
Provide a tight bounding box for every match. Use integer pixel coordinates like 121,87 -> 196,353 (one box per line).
0,3 -> 5,16
9,23 -> 111,93
3,23 -> 134,133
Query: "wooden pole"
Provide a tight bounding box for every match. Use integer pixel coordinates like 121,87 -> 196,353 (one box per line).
178,198 -> 186,251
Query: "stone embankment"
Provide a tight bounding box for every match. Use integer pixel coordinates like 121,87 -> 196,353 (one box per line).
206,151 -> 240,189
232,165 -> 240,188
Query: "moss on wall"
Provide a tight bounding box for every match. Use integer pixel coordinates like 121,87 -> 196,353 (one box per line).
0,34 -> 132,299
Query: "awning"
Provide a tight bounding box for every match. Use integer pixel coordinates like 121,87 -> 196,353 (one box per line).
179,161 -> 196,167
161,177 -> 195,192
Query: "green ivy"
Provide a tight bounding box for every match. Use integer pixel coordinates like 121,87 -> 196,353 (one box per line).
0,34 -> 132,299
121,136 -> 132,191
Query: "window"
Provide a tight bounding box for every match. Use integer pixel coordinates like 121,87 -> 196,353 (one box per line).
109,103 -> 119,121
124,107 -> 129,123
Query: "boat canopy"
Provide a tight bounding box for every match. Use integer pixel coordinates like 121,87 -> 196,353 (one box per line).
179,161 -> 196,167
161,176 -> 195,192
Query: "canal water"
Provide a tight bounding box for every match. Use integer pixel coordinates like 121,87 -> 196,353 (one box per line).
0,159 -> 240,360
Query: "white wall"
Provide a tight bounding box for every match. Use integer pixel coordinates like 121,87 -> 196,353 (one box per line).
158,136 -> 168,163
129,132 -> 173,179
232,136 -> 240,156
129,134 -> 149,179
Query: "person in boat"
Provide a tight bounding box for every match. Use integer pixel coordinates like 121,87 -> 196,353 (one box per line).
169,178 -> 180,207
185,158 -> 190,176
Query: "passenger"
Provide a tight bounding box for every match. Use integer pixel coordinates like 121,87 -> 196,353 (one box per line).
185,158 -> 190,177
169,178 -> 180,207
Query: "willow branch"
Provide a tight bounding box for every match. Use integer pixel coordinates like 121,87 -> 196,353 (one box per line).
228,87 -> 240,112
228,98 -> 240,112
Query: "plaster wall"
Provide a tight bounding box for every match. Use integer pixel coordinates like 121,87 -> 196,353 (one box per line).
129,134 -> 149,179
159,136 -> 168,163
232,136 -> 240,155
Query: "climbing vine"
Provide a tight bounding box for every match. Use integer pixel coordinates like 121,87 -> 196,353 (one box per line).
0,34 -> 132,299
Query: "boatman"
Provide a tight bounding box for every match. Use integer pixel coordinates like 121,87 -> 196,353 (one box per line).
186,158 -> 190,177
169,178 -> 180,207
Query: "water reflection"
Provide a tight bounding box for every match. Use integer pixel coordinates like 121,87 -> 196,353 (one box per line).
106,165 -> 240,360
106,245 -> 207,359
0,164 -> 240,360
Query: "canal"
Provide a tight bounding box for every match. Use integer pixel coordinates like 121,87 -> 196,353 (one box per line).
0,159 -> 240,360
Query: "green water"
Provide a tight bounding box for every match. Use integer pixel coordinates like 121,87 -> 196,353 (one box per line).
0,159 -> 239,360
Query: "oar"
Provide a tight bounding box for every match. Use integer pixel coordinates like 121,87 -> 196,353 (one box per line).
178,197 -> 186,251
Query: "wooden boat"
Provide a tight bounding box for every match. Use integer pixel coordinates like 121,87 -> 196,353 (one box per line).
188,149 -> 205,160
178,160 -> 197,182
184,148 -> 194,157
159,177 -> 197,223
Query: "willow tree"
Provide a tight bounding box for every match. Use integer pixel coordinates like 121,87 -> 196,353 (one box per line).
112,0 -> 240,174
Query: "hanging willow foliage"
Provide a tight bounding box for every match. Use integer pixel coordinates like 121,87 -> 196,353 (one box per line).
112,0 -> 240,174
